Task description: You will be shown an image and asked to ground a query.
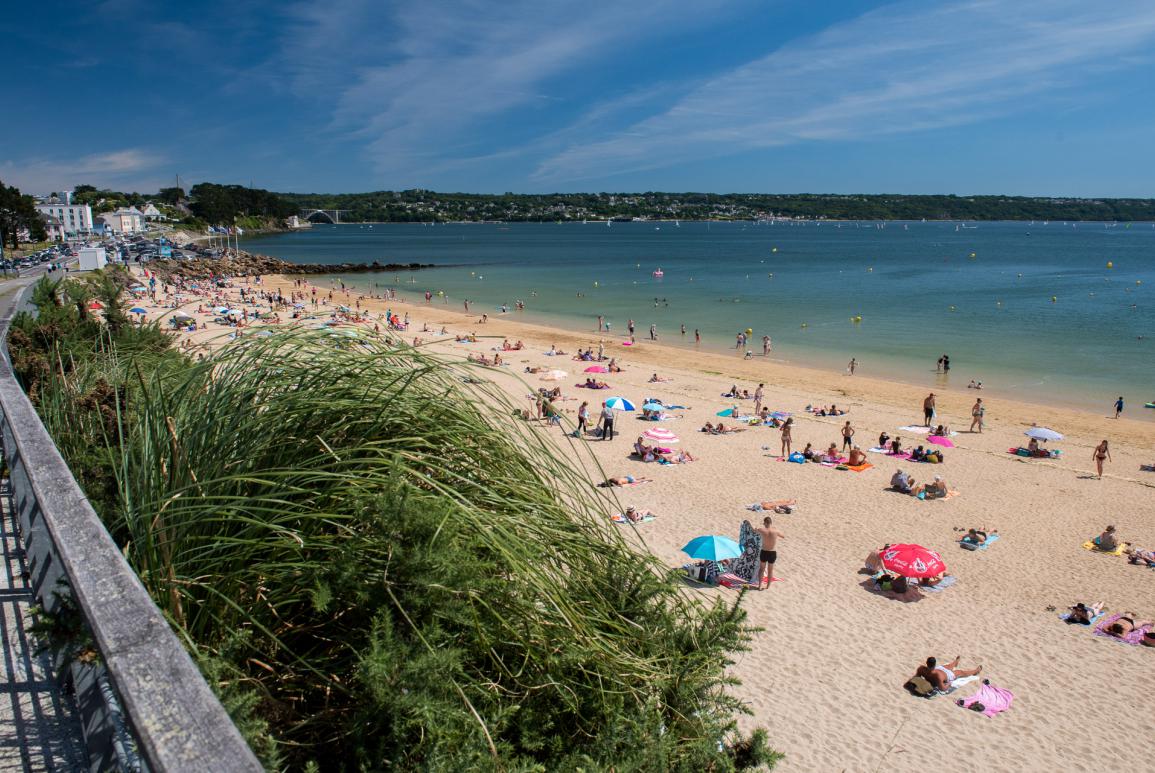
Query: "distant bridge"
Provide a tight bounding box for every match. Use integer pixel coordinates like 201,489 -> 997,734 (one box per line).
300,209 -> 352,224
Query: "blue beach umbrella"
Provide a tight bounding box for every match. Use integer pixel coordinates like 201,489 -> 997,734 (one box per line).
605,397 -> 635,411
681,535 -> 742,562
641,402 -> 664,412
129,307 -> 147,314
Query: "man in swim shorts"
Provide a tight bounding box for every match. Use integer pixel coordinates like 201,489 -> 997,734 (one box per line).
754,516 -> 784,589
923,393 -> 936,426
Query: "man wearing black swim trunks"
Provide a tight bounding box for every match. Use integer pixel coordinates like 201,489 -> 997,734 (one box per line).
754,516 -> 784,589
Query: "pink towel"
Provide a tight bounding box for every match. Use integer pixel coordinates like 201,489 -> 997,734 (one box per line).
1094,613 -> 1154,645
960,683 -> 1013,716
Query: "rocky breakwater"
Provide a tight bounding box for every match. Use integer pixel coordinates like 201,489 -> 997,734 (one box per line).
147,252 -> 435,282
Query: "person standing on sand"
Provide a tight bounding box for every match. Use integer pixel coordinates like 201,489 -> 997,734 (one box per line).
1092,440 -> 1111,478
628,319 -> 635,337
923,393 -> 936,426
842,421 -> 855,451
600,401 -> 615,441
754,517 -> 784,588
597,340 -> 604,360
650,323 -> 657,340
970,398 -> 984,433
780,417 -> 793,457
1114,396 -> 1124,419
577,401 -> 589,436
847,358 -> 857,375
754,383 -> 765,415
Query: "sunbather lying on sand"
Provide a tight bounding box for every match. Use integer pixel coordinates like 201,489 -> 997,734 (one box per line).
603,475 -> 654,486
648,373 -> 671,382
1104,614 -> 1154,639
1066,601 -> 1105,625
1124,547 -> 1155,567
874,573 -> 909,593
915,657 -> 982,691
957,527 -> 997,545
750,499 -> 797,513
919,571 -> 951,587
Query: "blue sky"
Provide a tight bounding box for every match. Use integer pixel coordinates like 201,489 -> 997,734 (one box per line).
4,0 -> 1155,196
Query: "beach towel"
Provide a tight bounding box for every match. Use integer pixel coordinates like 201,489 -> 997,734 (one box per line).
611,513 -> 655,524
959,534 -> 1000,551
717,572 -> 759,589
918,576 -> 957,593
868,447 -> 913,460
845,463 -> 873,472
747,503 -> 797,514
1093,614 -> 1153,645
959,683 -> 1014,717
1081,540 -> 1128,556
899,425 -> 931,433
1059,610 -> 1106,627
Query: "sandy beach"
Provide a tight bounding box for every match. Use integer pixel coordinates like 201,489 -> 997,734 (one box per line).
137,269 -> 1155,772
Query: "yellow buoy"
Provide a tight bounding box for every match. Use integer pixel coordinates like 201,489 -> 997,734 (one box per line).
970,252 -> 976,258
593,281 -> 599,287
949,305 -> 956,312
1107,261 -> 1114,269
745,328 -> 753,336
772,247 -> 778,253
800,322 -> 808,328
867,267 -> 873,272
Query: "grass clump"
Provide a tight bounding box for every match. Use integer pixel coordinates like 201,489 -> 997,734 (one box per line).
10,275 -> 781,771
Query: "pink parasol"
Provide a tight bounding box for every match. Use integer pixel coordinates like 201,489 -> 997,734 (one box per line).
927,435 -> 954,448
880,544 -> 946,579
642,427 -> 679,443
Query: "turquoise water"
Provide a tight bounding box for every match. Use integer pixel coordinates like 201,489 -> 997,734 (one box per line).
241,221 -> 1155,417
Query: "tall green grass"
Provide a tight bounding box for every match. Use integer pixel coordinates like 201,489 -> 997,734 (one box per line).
15,276 -> 779,770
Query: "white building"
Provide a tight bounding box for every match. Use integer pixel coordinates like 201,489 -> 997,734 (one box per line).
35,191 -> 94,238
99,207 -> 146,234
141,203 -> 166,221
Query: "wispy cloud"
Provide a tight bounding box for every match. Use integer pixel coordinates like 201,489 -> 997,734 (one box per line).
0,149 -> 166,194
276,0 -> 736,183
534,0 -> 1155,182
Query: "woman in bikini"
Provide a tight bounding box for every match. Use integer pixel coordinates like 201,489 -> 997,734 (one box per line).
1105,614 -> 1153,639
1092,440 -> 1111,478
1067,602 -> 1104,625
780,417 -> 793,457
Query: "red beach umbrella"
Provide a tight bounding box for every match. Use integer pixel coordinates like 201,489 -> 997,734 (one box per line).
88,300 -> 104,310
927,435 -> 954,448
880,544 -> 946,578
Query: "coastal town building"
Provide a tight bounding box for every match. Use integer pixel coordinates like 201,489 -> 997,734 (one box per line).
34,191 -> 94,237
99,207 -> 147,234
141,203 -> 166,221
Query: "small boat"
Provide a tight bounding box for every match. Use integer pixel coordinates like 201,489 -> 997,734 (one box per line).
652,268 -> 664,279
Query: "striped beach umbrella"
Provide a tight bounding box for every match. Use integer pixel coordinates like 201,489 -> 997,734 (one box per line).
605,397 -> 635,411
643,427 -> 679,443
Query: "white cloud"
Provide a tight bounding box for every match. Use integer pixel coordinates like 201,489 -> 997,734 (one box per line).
0,149 -> 166,194
534,0 -> 1155,182
276,0 -> 737,184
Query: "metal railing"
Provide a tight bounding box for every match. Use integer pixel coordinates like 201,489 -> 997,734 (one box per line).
0,282 -> 262,772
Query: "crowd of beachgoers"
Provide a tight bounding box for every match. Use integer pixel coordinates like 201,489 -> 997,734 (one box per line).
124,265 -> 1154,772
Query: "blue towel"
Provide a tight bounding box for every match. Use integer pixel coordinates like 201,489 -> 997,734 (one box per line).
919,575 -> 957,592
1059,611 -> 1105,626
959,534 -> 1000,551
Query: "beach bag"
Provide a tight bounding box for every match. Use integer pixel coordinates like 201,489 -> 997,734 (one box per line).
788,452 -> 806,464
905,676 -> 936,697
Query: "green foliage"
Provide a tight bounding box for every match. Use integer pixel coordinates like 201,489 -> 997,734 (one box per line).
0,178 -> 48,247
277,189 -> 1155,222
18,316 -> 779,771
157,186 -> 185,205
189,183 -> 297,224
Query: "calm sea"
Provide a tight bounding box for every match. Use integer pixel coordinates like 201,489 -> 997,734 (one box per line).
241,221 -> 1155,418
